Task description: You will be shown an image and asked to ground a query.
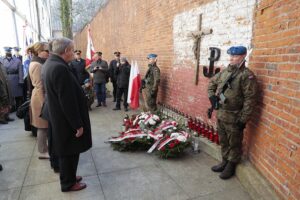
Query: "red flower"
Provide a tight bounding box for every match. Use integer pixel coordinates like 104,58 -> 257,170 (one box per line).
160,146 -> 165,151
169,142 -> 176,149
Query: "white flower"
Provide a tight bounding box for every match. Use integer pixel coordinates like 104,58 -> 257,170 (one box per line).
148,118 -> 156,125
170,132 -> 180,138
177,135 -> 187,142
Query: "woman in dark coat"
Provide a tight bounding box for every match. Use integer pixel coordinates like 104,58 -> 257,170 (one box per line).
43,38 -> 92,192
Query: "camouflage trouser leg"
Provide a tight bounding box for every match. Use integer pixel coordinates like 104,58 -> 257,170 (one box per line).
146,96 -> 157,112
217,119 -> 244,163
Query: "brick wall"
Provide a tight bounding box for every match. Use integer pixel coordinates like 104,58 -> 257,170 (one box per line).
74,0 -> 300,199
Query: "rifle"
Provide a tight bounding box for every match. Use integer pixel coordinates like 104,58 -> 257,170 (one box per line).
207,49 -> 252,119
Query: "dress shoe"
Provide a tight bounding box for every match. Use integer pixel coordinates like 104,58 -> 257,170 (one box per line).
76,176 -> 82,182
0,164 -> 3,171
211,158 -> 228,172
96,103 -> 101,107
62,182 -> 87,192
113,107 -> 121,111
38,152 -> 50,159
219,161 -> 237,180
124,107 -> 129,112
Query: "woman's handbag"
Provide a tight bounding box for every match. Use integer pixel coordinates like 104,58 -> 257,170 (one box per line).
16,100 -> 30,119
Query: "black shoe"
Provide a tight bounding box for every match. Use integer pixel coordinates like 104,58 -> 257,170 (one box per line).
0,120 -> 8,124
113,107 -> 121,111
219,161 -> 237,180
96,103 -> 102,107
124,107 -> 128,112
5,116 -> 14,122
53,168 -> 60,173
211,159 -> 228,172
0,164 -> 3,171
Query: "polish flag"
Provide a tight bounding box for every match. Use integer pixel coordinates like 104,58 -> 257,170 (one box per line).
85,24 -> 95,68
127,61 -> 141,109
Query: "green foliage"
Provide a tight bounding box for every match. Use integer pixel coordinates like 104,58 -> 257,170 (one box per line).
111,138 -> 155,152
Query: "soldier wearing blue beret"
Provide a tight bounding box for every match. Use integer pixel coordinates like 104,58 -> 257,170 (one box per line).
208,46 -> 258,179
141,54 -> 160,112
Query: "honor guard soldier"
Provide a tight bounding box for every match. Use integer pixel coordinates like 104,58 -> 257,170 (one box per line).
207,46 -> 258,179
141,54 -> 160,112
2,47 -> 24,110
109,51 -> 121,102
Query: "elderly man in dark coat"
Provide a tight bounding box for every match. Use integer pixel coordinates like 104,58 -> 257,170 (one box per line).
43,37 -> 92,192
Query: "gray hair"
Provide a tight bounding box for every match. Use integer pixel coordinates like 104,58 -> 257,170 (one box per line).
49,37 -> 73,55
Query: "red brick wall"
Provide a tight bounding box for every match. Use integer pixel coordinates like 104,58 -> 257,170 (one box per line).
74,0 -> 300,199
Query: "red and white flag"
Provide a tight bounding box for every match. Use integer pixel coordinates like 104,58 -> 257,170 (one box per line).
127,61 -> 141,109
85,24 -> 95,68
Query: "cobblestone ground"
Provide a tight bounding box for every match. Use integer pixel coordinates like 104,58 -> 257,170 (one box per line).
0,99 -> 252,200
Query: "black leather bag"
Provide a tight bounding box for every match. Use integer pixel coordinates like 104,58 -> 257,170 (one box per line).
16,100 -> 30,119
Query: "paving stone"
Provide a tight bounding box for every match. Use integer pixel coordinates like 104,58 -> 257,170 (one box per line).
0,158 -> 30,190
92,146 -> 156,174
23,157 -> 59,186
0,187 -> 21,200
99,165 -> 189,200
19,176 -> 105,200
0,140 -> 35,162
193,187 -> 252,200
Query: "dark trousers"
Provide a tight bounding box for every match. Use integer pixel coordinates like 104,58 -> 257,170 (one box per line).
59,154 -> 80,191
112,81 -> 117,101
116,87 -> 128,109
94,83 -> 106,104
48,122 -> 59,170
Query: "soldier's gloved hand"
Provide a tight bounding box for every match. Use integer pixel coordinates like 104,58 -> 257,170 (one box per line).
236,121 -> 246,130
209,95 -> 218,109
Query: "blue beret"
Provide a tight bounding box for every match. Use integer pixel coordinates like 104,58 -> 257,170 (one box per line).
84,79 -> 90,84
147,53 -> 158,59
3,47 -> 12,53
13,47 -> 21,51
227,46 -> 247,55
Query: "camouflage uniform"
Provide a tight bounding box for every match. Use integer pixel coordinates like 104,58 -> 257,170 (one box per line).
143,63 -> 160,112
0,63 -> 10,122
208,64 -> 257,163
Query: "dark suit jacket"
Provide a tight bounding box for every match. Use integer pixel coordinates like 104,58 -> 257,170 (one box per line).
115,63 -> 131,89
42,54 -> 92,156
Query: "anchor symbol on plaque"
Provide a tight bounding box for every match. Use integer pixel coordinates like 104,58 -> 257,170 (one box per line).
203,47 -> 221,78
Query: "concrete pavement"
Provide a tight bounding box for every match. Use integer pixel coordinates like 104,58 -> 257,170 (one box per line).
0,100 -> 252,200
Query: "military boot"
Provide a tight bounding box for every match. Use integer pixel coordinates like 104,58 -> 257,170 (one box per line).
219,161 -> 237,179
211,158 -> 228,172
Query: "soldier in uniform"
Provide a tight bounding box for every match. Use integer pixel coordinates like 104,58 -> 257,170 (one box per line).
13,47 -> 23,63
70,50 -> 89,85
0,61 -> 11,124
109,51 -> 121,102
141,54 -> 160,112
208,46 -> 257,179
2,47 -> 24,110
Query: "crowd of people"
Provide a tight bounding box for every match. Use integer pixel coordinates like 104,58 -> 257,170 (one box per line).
1,34 -> 258,191
0,37 -> 161,192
